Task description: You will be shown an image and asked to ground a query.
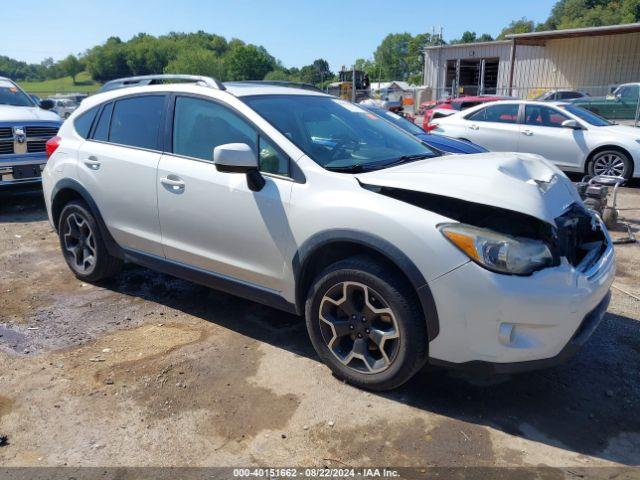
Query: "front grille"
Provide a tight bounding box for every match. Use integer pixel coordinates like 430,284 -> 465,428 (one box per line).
0,124 -> 59,156
27,140 -> 47,153
0,140 -> 13,155
25,126 -> 59,138
554,204 -> 607,268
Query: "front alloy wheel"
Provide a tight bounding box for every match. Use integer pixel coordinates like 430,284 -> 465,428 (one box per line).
319,281 -> 400,374
591,150 -> 631,178
305,256 -> 429,391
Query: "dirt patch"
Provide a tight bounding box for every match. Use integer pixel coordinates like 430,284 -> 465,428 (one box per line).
309,417 -> 495,467
0,395 -> 14,420
109,328 -> 299,442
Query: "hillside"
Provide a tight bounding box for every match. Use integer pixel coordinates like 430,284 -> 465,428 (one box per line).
19,71 -> 100,96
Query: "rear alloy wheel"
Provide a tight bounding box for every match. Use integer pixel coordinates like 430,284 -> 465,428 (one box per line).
305,256 -> 428,391
58,201 -> 122,282
62,212 -> 97,275
589,150 -> 633,179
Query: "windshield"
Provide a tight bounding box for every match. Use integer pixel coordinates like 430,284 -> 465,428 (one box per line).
367,107 -> 424,135
0,80 -> 35,107
243,95 -> 438,172
562,104 -> 611,126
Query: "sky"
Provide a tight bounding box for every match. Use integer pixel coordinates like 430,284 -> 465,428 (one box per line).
1,0 -> 557,71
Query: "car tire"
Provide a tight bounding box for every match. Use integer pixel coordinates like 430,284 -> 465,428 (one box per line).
588,149 -> 634,180
305,256 -> 428,391
58,200 -> 122,282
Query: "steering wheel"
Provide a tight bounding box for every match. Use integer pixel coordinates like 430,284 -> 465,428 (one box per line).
329,135 -> 359,161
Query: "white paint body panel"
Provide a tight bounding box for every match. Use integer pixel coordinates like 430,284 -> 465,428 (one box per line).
435,100 -> 640,177
43,83 -> 616,368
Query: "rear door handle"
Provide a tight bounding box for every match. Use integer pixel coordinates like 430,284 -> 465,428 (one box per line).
469,124 -> 479,130
83,156 -> 101,170
160,176 -> 185,191
521,129 -> 533,136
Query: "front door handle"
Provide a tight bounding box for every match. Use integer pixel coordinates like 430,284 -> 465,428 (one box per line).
84,156 -> 101,170
160,176 -> 185,191
521,129 -> 533,136
469,124 -> 479,130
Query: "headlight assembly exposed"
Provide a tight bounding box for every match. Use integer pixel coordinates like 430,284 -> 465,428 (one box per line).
439,223 -> 553,275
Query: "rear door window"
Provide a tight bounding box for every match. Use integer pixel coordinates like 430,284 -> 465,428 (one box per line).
92,103 -> 113,142
108,95 -> 165,150
525,105 -> 570,128
74,106 -> 99,139
467,104 -> 519,123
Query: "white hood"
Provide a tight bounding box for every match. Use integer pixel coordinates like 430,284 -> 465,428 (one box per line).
356,152 -> 582,224
0,105 -> 61,123
597,124 -> 640,138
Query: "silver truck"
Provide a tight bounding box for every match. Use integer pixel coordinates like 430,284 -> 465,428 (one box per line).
0,77 -> 62,189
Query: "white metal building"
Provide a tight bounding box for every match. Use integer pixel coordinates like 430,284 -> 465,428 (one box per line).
422,23 -> 640,99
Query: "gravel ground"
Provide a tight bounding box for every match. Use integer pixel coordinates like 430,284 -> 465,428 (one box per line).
0,184 -> 639,471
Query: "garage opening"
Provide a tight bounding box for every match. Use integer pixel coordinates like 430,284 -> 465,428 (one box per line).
445,57 -> 499,96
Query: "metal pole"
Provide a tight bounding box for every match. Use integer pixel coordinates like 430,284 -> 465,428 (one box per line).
508,38 -> 516,97
635,90 -> 640,128
352,65 -> 356,102
479,59 -> 485,96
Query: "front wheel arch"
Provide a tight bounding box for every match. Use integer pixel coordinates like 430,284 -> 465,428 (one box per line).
294,232 -> 440,341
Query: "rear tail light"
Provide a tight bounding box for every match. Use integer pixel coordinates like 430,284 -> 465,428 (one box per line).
425,123 -> 438,132
45,136 -> 61,159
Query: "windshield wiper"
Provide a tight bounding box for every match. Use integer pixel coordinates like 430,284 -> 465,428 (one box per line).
377,153 -> 434,169
324,153 -> 434,174
324,164 -> 371,173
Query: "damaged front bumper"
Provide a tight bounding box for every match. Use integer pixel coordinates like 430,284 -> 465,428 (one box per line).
426,219 -> 615,372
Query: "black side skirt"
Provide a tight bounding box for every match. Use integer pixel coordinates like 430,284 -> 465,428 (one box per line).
123,249 -> 298,315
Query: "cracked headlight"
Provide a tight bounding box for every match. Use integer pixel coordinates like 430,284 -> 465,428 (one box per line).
439,223 -> 553,275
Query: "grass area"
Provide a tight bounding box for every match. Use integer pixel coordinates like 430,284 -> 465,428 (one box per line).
19,71 -> 101,96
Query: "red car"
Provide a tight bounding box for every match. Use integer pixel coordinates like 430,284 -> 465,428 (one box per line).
422,95 -> 514,131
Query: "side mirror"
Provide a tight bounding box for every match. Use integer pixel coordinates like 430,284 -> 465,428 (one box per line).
213,143 -> 265,191
561,119 -> 582,130
40,99 -> 54,110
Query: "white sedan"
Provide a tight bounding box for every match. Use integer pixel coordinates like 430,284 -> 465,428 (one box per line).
433,100 -> 640,179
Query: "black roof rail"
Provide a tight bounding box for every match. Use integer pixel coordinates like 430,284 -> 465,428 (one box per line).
98,74 -> 226,93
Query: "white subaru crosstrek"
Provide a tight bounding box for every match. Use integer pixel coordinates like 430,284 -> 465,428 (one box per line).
42,75 -> 615,391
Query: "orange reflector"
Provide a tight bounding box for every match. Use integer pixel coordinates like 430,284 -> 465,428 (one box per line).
442,230 -> 480,262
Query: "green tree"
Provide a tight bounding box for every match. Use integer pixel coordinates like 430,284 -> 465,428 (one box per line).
498,18 -> 535,39
538,0 -> 640,30
298,58 -> 333,85
452,31 -> 477,44
85,37 -> 130,82
58,54 -> 84,84
373,32 -> 413,81
225,43 -> 275,80
164,48 -> 227,80
264,69 -> 290,81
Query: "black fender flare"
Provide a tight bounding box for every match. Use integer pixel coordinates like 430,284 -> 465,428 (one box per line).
293,229 -> 440,341
51,178 -> 124,259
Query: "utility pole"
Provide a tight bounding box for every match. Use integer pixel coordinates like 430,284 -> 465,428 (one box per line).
352,64 -> 356,102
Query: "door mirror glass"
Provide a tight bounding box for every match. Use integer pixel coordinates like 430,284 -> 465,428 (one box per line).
561,119 -> 581,129
214,143 -> 258,173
